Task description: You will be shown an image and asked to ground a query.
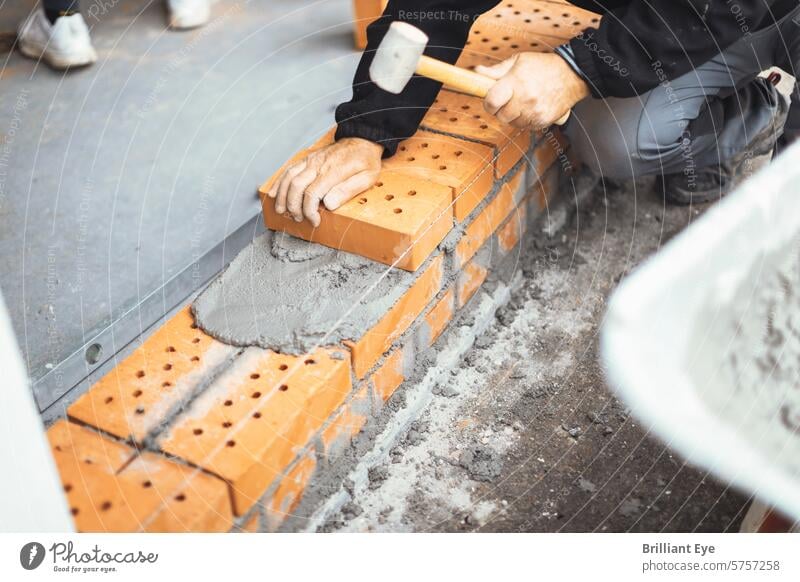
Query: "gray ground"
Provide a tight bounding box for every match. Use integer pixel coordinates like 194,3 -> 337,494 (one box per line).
323,178 -> 750,532
0,0 -> 356,383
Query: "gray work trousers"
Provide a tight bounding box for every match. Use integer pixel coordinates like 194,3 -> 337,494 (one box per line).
564,5 -> 800,180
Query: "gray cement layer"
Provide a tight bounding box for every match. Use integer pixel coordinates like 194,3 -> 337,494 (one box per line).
192,231 -> 419,353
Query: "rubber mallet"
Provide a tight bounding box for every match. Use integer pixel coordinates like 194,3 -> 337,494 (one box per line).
369,21 -> 569,125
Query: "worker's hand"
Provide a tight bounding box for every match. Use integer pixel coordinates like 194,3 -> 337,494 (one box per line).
266,137 -> 383,227
476,52 -> 590,130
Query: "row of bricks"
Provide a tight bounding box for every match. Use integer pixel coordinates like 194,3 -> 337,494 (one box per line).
55,156 -> 562,531
351,0 -> 596,52
260,89 -> 565,272
235,163 -> 563,531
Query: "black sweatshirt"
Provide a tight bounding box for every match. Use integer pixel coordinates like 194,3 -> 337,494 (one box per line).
335,1 -> 796,157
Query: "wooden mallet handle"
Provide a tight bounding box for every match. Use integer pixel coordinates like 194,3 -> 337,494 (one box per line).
416,55 -> 570,126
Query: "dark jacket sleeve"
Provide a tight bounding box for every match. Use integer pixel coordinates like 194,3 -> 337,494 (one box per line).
569,1 -> 781,98
335,0 -> 500,157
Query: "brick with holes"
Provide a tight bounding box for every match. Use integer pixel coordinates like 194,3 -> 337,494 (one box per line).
480,0 -> 600,39
457,24 -> 567,71
48,421 -> 232,532
421,90 -> 531,179
382,131 -> 495,222
68,307 -> 238,444
158,347 -> 351,516
262,171 -> 453,272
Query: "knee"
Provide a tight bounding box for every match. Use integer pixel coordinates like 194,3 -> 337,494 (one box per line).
563,95 -> 689,180
563,110 -> 641,180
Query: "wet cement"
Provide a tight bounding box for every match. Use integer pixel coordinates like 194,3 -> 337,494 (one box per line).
192,231 -> 417,354
692,239 -> 800,476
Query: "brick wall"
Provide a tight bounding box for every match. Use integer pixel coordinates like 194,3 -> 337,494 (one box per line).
44,0 -> 589,532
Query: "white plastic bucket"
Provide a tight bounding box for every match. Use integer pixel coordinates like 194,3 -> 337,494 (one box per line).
601,142 -> 800,522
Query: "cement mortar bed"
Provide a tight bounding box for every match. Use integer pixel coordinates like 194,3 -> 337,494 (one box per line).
192,161 -> 526,355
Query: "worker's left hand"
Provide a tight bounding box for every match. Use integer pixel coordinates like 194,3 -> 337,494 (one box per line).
476,52 -> 590,130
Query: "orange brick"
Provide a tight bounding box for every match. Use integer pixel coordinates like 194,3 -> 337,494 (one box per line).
421,90 -> 531,179
47,419 -> 134,473
50,427 -> 232,532
320,386 -> 369,458
345,255 -> 443,378
382,131 -> 495,221
263,171 -> 453,272
352,0 -> 387,49
455,168 -> 524,267
116,453 -> 233,532
457,259 -> 489,308
158,347 -> 351,515
370,348 -> 406,403
497,203 -> 528,253
68,307 -> 238,444
480,1 -> 600,39
422,289 -> 455,347
458,25 -> 567,71
264,452 -> 317,531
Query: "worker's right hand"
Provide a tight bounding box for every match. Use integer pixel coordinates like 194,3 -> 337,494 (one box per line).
266,137 -> 383,227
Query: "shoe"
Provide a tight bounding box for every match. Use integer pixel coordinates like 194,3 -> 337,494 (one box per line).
167,0 -> 216,30
17,8 -> 97,70
662,79 -> 789,205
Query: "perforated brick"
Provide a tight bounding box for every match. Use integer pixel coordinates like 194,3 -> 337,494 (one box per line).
49,422 -> 232,532
47,419 -> 134,473
458,25 -> 566,71
345,255 -> 444,378
382,131 -> 495,221
158,347 -> 351,515
115,452 -> 233,532
263,171 -> 453,271
421,90 -> 531,179
68,307 -> 238,444
480,0 -> 600,39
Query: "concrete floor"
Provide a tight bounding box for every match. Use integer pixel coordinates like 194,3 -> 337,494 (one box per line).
317,179 -> 750,532
0,0 -> 358,389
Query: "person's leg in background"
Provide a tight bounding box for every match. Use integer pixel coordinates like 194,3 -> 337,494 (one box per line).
564,7 -> 799,205
772,12 -> 800,151
17,1 -> 97,69
167,0 -> 218,30
17,0 -> 216,70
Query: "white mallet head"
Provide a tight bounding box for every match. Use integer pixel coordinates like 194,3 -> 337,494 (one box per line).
369,22 -> 429,94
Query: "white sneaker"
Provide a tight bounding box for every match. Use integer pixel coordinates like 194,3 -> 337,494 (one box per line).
17,8 -> 97,70
167,0 -> 216,30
